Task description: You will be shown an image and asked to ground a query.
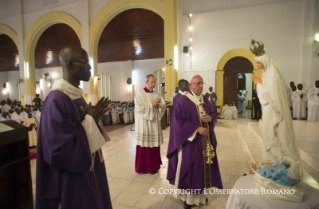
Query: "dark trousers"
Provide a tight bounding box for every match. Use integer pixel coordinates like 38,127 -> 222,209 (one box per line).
253,101 -> 262,119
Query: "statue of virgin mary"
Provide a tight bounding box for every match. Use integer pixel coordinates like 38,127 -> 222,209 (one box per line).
250,39 -> 304,202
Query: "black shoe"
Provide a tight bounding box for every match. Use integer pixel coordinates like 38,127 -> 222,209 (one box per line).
150,171 -> 158,175
184,202 -> 192,209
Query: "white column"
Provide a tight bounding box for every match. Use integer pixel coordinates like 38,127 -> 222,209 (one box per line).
81,0 -> 92,95
16,0 -> 27,99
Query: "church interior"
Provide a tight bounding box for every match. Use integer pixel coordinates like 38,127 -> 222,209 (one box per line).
0,0 -> 319,208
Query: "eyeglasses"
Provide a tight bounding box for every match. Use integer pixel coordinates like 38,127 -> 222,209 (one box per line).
72,60 -> 91,66
191,82 -> 205,86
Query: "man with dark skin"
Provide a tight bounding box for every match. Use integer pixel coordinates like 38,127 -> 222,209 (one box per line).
171,79 -> 189,121
291,84 -> 307,119
307,80 -> 319,121
205,86 -> 218,113
0,112 -> 10,121
36,46 -> 112,209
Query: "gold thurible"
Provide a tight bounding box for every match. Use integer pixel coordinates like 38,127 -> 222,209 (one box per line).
201,109 -> 215,164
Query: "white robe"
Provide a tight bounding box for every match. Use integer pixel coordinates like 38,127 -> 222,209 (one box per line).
35,111 -> 41,125
20,112 -> 28,122
2,104 -> 11,112
123,107 -> 130,124
238,94 -> 245,113
307,87 -> 319,121
134,89 -> 166,147
255,53 -> 302,184
291,90 -> 308,119
10,112 -> 23,123
0,117 -> 11,121
24,117 -> 37,147
111,107 -> 119,124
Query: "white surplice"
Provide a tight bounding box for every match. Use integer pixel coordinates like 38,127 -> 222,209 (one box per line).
291,90 -> 308,119
307,86 -> 319,121
10,112 -> 23,123
111,107 -> 119,124
238,94 -> 245,113
24,117 -> 37,147
134,89 -> 166,148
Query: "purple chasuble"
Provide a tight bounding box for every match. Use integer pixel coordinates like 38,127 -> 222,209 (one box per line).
36,91 -> 112,209
170,93 -> 182,121
135,87 -> 162,173
167,90 -> 223,192
204,92 -> 218,113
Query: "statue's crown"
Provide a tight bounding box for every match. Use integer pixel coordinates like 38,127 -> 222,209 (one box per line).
250,39 -> 265,56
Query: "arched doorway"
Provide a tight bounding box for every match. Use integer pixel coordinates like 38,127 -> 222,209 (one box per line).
34,23 -> 81,100
97,8 -> 164,102
215,49 -> 263,117
223,57 -> 253,117
90,0 -> 177,101
0,34 -> 19,101
24,11 -> 82,97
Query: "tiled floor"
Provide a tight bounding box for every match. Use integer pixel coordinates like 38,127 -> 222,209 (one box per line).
30,118 -> 319,209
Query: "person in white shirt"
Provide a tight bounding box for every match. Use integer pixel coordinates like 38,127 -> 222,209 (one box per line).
288,86 -> 296,109
291,84 -> 307,119
35,107 -> 42,126
238,91 -> 246,113
9,109 -> 23,124
123,104 -> 130,124
1,101 -> 11,113
307,80 -> 319,121
0,112 -> 11,121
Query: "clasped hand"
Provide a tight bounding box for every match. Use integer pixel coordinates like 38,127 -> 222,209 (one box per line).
152,98 -> 161,107
251,75 -> 262,85
86,97 -> 111,122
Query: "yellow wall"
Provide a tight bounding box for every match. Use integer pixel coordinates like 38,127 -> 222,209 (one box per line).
24,12 -> 82,96
0,24 -> 18,47
164,0 -> 177,101
215,49 -> 262,112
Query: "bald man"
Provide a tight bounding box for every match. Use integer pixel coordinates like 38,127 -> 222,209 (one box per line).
167,75 -> 222,209
36,46 -> 112,209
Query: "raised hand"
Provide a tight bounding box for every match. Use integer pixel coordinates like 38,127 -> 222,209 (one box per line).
86,97 -> 111,122
152,98 -> 161,107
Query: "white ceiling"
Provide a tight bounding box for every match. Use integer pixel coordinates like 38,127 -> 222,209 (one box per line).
181,0 -> 295,14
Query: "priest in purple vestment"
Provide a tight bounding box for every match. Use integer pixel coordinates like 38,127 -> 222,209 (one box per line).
135,74 -> 166,174
204,86 -> 218,114
170,79 -> 189,124
167,75 -> 222,209
36,46 -> 112,209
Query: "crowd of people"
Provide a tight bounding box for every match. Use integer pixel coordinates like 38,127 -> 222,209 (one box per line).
103,101 -> 135,125
0,99 -> 41,147
287,80 -> 319,121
